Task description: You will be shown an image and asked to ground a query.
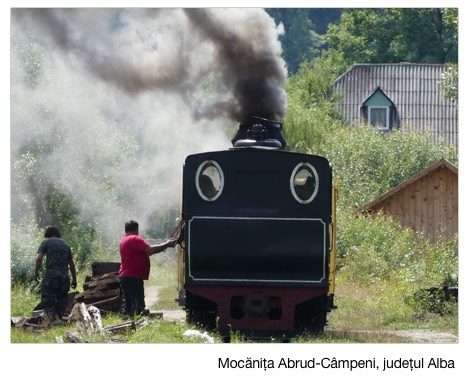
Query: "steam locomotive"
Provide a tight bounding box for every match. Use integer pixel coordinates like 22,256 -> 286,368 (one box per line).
177,116 -> 337,341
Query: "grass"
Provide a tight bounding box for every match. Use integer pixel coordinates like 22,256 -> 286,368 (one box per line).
11,283 -> 42,317
329,276 -> 458,335
10,251 -> 458,343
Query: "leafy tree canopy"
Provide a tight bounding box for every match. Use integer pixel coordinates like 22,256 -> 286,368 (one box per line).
266,8 -> 341,73
326,8 -> 458,66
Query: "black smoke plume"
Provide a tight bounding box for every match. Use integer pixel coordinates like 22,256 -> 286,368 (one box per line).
10,8 -> 287,245
13,8 -> 287,123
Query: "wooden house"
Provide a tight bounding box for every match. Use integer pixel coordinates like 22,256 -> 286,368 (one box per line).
333,63 -> 458,152
359,159 -> 458,243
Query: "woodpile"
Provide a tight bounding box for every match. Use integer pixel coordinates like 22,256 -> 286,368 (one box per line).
74,262 -> 123,315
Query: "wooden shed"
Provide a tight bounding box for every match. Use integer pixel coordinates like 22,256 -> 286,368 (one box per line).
359,159 -> 458,242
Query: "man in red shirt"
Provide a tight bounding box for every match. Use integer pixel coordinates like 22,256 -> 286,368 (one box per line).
119,220 -> 177,317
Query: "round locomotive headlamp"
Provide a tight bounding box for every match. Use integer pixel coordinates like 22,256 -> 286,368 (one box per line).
195,160 -> 224,201
290,162 -> 319,204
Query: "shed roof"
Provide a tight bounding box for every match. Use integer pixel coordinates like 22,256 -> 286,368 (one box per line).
359,159 -> 458,212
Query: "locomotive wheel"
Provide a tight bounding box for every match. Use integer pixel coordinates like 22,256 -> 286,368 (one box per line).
294,295 -> 327,334
185,292 -> 217,330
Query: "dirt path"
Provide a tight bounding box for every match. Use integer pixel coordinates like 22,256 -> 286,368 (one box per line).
145,285 -> 161,309
385,329 -> 458,343
337,327 -> 458,343
145,285 -> 186,322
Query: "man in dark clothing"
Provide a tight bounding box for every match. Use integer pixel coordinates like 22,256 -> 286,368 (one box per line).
119,220 -> 177,317
35,226 -> 77,322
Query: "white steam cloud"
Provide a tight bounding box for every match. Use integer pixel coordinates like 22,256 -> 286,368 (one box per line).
10,8 -> 287,242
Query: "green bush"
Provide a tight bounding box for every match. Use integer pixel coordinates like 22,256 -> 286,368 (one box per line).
283,57 -> 344,153
323,125 -> 456,209
336,210 -> 458,314
412,287 -> 458,315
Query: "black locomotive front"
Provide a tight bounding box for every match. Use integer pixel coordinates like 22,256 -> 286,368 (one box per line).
177,117 -> 337,340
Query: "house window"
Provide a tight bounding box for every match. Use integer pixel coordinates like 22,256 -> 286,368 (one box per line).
368,106 -> 389,130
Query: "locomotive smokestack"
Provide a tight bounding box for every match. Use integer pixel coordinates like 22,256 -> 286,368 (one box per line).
231,116 -> 287,150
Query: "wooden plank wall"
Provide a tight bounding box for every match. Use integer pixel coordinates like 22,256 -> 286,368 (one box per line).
370,166 -> 458,242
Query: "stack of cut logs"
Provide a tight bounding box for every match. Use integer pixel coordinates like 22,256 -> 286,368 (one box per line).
74,262 -> 123,315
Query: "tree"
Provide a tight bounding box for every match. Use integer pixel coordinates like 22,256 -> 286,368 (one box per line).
282,54 -> 345,152
439,9 -> 458,106
266,9 -> 318,73
388,8 -> 457,63
266,8 -> 341,74
325,8 -> 458,67
306,8 -> 342,35
440,63 -> 458,107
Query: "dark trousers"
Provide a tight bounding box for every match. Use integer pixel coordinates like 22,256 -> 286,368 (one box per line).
119,276 -> 145,316
41,272 -> 70,319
